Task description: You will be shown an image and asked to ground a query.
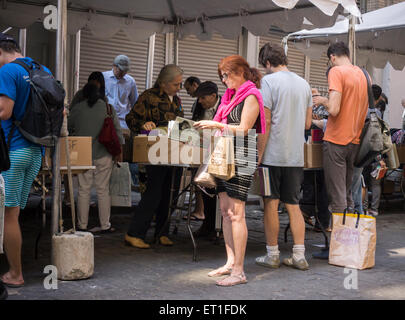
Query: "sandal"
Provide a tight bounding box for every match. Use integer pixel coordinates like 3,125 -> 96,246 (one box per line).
99,227 -> 116,234
1,275 -> 24,288
216,273 -> 247,287
183,213 -> 205,221
208,266 -> 232,277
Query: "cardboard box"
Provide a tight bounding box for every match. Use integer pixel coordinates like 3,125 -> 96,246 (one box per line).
132,136 -> 204,165
397,145 -> 405,164
304,143 -> 323,168
44,137 -> 92,168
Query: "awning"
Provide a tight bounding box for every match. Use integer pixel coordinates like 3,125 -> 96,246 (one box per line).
1,0 -> 361,41
286,2 -> 405,70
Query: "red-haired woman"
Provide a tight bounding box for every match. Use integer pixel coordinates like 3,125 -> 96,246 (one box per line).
194,55 -> 266,286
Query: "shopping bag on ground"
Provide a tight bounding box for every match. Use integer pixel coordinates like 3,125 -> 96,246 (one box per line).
208,136 -> 235,181
0,175 -> 5,254
329,210 -> 376,270
110,162 -> 132,207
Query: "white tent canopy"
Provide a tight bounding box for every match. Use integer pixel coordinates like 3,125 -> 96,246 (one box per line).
1,0 -> 360,41
286,2 -> 405,70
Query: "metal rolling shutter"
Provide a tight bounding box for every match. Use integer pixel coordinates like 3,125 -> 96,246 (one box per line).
79,29 -> 149,95
177,33 -> 239,119
258,33 -> 306,78
309,56 -> 329,95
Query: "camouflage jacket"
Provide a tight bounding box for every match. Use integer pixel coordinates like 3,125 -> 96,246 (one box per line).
125,87 -> 184,134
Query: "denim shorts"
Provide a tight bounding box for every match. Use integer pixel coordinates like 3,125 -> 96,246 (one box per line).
2,145 -> 42,209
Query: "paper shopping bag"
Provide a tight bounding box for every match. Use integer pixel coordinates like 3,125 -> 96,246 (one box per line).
109,162 -> 132,207
194,162 -> 217,189
208,136 -> 235,181
329,211 -> 376,270
250,167 -> 271,196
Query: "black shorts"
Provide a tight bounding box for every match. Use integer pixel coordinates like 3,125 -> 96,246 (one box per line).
262,165 -> 304,205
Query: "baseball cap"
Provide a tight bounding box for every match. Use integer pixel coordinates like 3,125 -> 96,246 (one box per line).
195,81 -> 218,98
0,32 -> 17,44
114,55 -> 130,72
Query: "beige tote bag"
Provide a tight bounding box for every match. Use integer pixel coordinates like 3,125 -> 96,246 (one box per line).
329,211 -> 376,270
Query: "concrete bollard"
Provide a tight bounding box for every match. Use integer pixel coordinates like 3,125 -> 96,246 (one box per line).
52,231 -> 94,280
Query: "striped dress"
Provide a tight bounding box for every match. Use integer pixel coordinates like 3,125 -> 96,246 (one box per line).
216,100 -> 258,202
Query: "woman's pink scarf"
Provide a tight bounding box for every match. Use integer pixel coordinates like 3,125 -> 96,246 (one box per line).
213,80 -> 266,134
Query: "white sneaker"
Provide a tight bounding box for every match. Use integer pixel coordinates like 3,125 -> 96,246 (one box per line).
255,255 -> 280,268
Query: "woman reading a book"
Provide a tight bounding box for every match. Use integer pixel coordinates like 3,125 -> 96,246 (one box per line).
124,64 -> 184,249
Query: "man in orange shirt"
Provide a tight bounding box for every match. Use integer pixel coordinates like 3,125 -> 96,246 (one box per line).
313,42 -> 368,215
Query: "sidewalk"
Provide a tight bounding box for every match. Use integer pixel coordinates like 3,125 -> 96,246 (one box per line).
1,194 -> 404,300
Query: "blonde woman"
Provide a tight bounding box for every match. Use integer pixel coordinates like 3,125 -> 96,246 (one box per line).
125,64 -> 184,249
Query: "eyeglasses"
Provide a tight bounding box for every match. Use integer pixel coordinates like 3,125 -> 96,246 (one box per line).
220,72 -> 229,81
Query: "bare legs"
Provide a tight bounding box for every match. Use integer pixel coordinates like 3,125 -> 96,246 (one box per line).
1,206 -> 24,286
263,198 -> 305,246
209,192 -> 248,285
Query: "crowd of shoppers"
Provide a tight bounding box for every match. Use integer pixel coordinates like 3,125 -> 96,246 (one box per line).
0,34 -> 392,292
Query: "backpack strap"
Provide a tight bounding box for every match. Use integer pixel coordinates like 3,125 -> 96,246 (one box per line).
361,68 -> 375,110
10,59 -> 32,74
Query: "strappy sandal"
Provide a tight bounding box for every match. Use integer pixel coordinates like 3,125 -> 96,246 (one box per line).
216,273 -> 247,287
0,275 -> 24,288
207,267 -> 232,277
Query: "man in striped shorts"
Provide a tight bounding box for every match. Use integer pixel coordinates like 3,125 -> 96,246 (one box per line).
0,33 -> 49,287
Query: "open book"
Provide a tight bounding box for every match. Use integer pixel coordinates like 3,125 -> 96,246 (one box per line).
168,117 -> 203,147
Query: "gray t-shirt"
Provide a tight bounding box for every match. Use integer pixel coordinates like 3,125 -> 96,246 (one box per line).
260,71 -> 312,167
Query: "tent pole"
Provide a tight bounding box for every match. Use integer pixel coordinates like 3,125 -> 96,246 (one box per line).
74,30 -> 81,94
18,29 -> 27,57
348,15 -> 356,65
146,33 -> 156,89
52,0 -> 68,237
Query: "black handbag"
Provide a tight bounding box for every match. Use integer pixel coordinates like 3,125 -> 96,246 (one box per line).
0,121 -> 11,172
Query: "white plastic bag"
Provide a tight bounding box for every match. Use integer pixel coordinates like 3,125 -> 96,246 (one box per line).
0,174 -> 5,254
109,162 -> 132,207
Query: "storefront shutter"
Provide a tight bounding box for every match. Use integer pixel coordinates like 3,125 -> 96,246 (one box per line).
177,33 -> 240,119
309,56 -> 329,96
79,30 -> 167,97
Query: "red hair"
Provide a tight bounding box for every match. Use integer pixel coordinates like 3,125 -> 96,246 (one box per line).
218,55 -> 262,88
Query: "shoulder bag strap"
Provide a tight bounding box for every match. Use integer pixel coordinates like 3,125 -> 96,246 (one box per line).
361,68 -> 375,110
105,102 -> 113,117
